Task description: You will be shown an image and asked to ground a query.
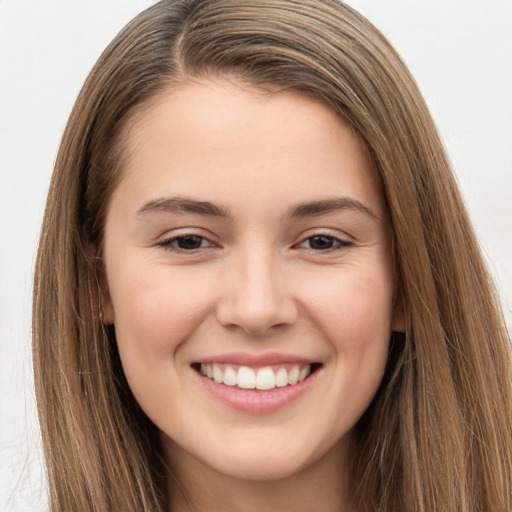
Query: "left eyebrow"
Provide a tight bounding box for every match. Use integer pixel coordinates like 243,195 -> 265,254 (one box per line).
287,197 -> 378,220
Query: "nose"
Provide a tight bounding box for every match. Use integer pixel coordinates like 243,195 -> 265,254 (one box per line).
216,249 -> 299,335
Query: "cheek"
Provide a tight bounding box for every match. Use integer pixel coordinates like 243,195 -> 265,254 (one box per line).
309,269 -> 393,422
306,266 -> 394,348
305,265 -> 393,393
107,261 -> 219,414
108,260 -> 217,355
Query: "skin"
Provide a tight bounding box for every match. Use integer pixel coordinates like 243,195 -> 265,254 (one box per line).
102,79 -> 403,511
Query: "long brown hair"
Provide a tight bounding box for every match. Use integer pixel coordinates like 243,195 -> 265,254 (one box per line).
33,1 -> 512,510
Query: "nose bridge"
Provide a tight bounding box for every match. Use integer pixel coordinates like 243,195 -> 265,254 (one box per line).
217,243 -> 297,334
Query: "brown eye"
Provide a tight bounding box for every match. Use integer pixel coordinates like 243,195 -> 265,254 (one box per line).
175,235 -> 205,250
307,235 -> 336,250
297,234 -> 353,252
159,234 -> 214,252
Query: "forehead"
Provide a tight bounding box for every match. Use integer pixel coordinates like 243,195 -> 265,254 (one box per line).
113,78 -> 385,218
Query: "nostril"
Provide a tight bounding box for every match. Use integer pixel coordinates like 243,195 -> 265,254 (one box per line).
215,276 -> 299,334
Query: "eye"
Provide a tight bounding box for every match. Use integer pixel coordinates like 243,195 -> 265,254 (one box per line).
298,234 -> 352,252
158,234 -> 215,252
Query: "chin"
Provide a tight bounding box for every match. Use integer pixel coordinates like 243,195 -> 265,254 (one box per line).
190,428 -> 344,483
207,451 -> 315,482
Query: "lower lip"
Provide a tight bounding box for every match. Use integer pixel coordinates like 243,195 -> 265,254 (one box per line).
195,369 -> 319,414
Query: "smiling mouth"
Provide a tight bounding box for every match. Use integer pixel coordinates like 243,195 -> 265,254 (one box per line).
192,363 -> 322,391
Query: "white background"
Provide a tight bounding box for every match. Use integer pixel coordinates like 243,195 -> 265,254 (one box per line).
1,1 -> 511,510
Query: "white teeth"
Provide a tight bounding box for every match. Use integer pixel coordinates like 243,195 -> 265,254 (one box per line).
237,366 -> 256,389
287,366 -> 300,385
299,366 -> 311,382
275,367 -> 288,388
199,363 -> 313,390
223,366 -> 237,386
256,367 -> 275,390
212,364 -> 223,383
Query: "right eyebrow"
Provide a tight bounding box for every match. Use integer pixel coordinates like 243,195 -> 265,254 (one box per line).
136,196 -> 231,218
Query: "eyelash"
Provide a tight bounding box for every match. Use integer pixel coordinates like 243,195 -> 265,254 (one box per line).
157,234 -> 216,253
157,232 -> 353,254
295,234 -> 353,252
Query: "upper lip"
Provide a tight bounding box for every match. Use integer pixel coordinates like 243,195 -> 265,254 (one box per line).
193,352 -> 316,367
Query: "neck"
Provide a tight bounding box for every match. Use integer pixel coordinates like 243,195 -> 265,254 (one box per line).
164,437 -> 354,512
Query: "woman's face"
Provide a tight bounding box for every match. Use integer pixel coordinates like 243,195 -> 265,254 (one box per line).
102,79 -> 401,482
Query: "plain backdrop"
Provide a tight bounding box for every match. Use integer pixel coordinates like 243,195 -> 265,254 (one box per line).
1,1 -> 511,510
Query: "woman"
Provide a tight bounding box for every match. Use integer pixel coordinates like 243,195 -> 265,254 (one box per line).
33,1 -> 512,510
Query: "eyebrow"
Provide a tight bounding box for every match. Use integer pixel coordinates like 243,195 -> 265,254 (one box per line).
137,197 -> 231,217
136,195 -> 377,220
287,197 -> 378,220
